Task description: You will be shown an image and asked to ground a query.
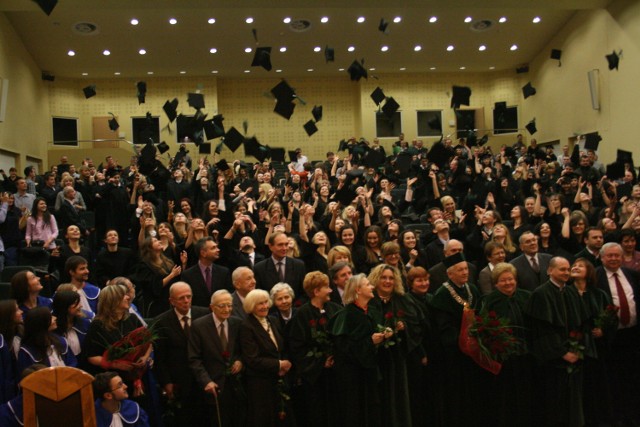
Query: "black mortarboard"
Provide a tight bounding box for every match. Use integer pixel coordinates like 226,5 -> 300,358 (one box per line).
199,143 -> 211,155
214,141 -> 224,155
274,101 -> 295,120
550,49 -> 562,64
288,150 -> 298,164
83,85 -> 96,99
312,105 -> 323,122
443,252 -> 466,268
203,117 -> 225,140
245,137 -> 270,162
215,159 -> 230,171
427,142 -> 451,168
382,97 -> 400,118
525,119 -> 537,135
270,148 -> 286,162
478,134 -> 489,146
606,50 -> 621,70
136,81 -> 147,104
304,120 -> 318,137
251,47 -> 273,71
617,149 -> 634,165
223,127 -> 244,152
522,82 -> 537,99
371,87 -> 386,106
379,18 -> 389,34
347,60 -> 368,81
271,80 -> 296,102
324,46 -> 335,63
504,147 -> 516,158
157,141 -> 170,154
395,152 -> 413,175
451,86 -> 471,108
362,149 -> 386,169
163,98 -> 179,123
338,139 -> 348,152
34,0 -> 57,15
108,114 -> 119,131
334,185 -> 357,206
187,93 -> 205,110
606,161 -> 625,180
584,132 -> 601,150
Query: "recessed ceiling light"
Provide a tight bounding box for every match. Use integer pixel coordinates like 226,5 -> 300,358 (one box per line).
430,67 -> 436,70
510,44 -> 518,51
347,46 -> 355,52
414,45 -> 422,52
245,17 -> 254,24
244,70 -> 250,73
169,18 -> 177,25
478,45 -> 487,51
279,47 -> 287,53
320,17 -> 329,23
357,16 -> 365,23
460,66 -> 466,70
532,16 -> 541,23
489,66 -> 495,70
381,45 -> 389,52
179,71 -> 186,74
499,17 -> 507,23
81,72 -> 88,76
276,69 -> 282,73
393,17 -> 402,23
208,18 -> 216,24
400,67 -> 406,71
307,68 -> 314,72
67,50 -> 75,56
429,16 -> 438,23
338,68 -> 345,71
245,47 -> 252,53
464,16 -> 472,23
369,68 -> 375,71
447,45 -> 455,51
209,48 -> 217,54
103,50 -> 110,56
313,46 -> 321,52
283,17 -> 291,24
114,72 -> 120,75
147,71 -> 153,75
130,18 -> 139,26
138,49 -> 146,55
211,70 -> 218,74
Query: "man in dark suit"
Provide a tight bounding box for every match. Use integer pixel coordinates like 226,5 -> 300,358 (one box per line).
574,227 -> 603,267
596,242 -> 640,425
222,234 -> 265,271
428,239 -> 478,293
182,237 -> 232,307
510,231 -> 552,291
328,261 -> 353,306
55,186 -> 88,236
254,232 -> 306,296
230,267 -> 256,321
425,218 -> 450,268
154,282 -> 210,426
188,289 -> 245,427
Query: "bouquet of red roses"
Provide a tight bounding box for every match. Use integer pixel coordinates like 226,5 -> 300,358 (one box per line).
101,326 -> 155,396
306,316 -> 332,359
376,309 -> 405,349
594,304 -> 619,329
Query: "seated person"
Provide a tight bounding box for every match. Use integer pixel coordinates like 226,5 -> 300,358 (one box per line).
93,371 -> 150,427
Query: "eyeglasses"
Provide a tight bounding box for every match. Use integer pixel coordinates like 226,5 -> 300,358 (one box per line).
214,304 -> 233,309
110,381 -> 126,392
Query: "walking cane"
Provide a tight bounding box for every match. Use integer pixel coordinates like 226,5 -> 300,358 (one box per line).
214,392 -> 222,427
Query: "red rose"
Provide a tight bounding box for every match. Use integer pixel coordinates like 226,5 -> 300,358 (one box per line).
385,311 -> 394,320
309,319 -> 317,328
278,411 -> 287,420
575,332 -> 583,341
396,310 -> 405,318
488,310 -> 497,319
506,328 -> 513,334
318,317 -> 327,326
221,351 -> 231,360
475,315 -> 483,323
569,330 -> 577,339
489,320 -> 500,327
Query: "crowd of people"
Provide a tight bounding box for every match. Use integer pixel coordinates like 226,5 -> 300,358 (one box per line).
0,133 -> 639,427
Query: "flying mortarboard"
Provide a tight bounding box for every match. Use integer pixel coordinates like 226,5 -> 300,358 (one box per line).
83,85 -> 96,99
478,134 -> 489,146
378,18 -> 389,34
34,0 -> 58,15
606,161 -> 625,181
312,105 -> 323,122
550,49 -> 562,66
270,148 -> 286,162
136,81 -> 147,104
187,92 -> 205,110
525,119 -> 537,135
214,141 -> 224,155
347,59 -> 368,82
522,82 -> 537,99
382,97 -> 400,118
157,141 -> 170,154
443,252 -> 466,268
427,142 -> 451,169
606,50 -> 622,70
199,143 -> 212,155
245,137 -> 270,162
324,46 -> 335,63
451,86 -> 471,108
271,80 -> 296,102
371,87 -> 386,106
203,118 -> 225,140
584,132 -> 602,151
274,101 -> 295,120
215,159 -> 230,171
362,149 -> 386,169
394,152 -> 413,175
334,185 -> 358,206
108,113 -> 119,131
223,127 -> 244,152
617,149 -> 634,165
251,47 -> 273,71
163,98 -> 179,123
303,120 -> 318,137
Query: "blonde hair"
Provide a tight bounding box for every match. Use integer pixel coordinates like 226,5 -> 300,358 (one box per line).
95,285 -> 129,331
493,224 -> 516,253
368,264 -> 405,296
327,245 -> 353,268
342,274 -> 367,305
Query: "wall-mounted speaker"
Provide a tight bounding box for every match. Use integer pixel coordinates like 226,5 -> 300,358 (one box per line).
41,72 -> 55,82
587,69 -> 600,111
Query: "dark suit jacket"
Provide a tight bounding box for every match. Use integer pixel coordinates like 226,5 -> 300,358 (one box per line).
188,314 -> 242,392
234,250 -> 266,270
510,252 -> 552,292
574,248 -> 602,268
254,256 -> 306,296
55,199 -> 86,236
154,306 -> 210,395
239,315 -> 285,379
478,266 -> 493,295
596,266 -> 640,308
230,291 -> 248,322
425,239 -> 446,268
428,261 -> 478,294
181,263 -> 232,308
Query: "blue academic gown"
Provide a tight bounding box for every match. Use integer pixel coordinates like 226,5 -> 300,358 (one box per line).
0,335 -> 16,404
95,399 -> 150,427
81,283 -> 101,314
16,337 -> 77,374
0,395 -> 23,427
19,295 -> 53,317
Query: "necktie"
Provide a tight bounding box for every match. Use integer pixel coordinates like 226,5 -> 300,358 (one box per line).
204,267 -> 212,293
219,322 -> 228,350
613,272 -> 631,326
182,316 -> 190,338
277,261 -> 285,282
530,256 -> 540,273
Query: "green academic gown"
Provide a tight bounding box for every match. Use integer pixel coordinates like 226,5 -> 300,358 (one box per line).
524,281 -> 589,427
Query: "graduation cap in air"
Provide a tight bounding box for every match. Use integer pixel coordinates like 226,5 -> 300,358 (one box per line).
274,101 -> 295,120
379,18 -> 389,34
312,105 -> 323,122
187,93 -> 205,110
108,113 -> 119,131
606,161 -> 625,181
550,49 -> 562,66
584,132 -> 602,151
525,119 -> 537,135
214,141 -> 225,155
337,139 -> 348,152
157,141 -> 170,154
334,185 -> 358,206
606,50 -> 622,70
270,148 -> 286,162
223,127 -> 244,152
288,150 -> 298,164
382,97 -> 400,118
522,82 -> 537,99
427,142 -> 452,169
451,86 -> 471,108
251,47 -> 273,71
371,87 -> 386,106
324,46 -> 335,63
199,143 -> 212,155
163,98 -> 179,123
34,0 -> 58,15
347,59 -> 368,81
215,159 -> 230,171
204,115 -> 226,140
362,149 -> 386,169
136,81 -> 147,104
83,85 -> 96,99
303,120 -> 318,137
394,152 -> 413,176
617,149 -> 634,166
478,134 -> 489,146
271,80 -> 297,119
245,137 -> 270,162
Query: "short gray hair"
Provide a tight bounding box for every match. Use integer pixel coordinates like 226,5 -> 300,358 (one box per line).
269,282 -> 295,301
243,289 -> 272,314
210,289 -> 231,304
600,242 -> 622,256
232,267 -> 252,284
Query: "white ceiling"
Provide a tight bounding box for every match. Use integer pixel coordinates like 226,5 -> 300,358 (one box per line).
3,0 -> 611,79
